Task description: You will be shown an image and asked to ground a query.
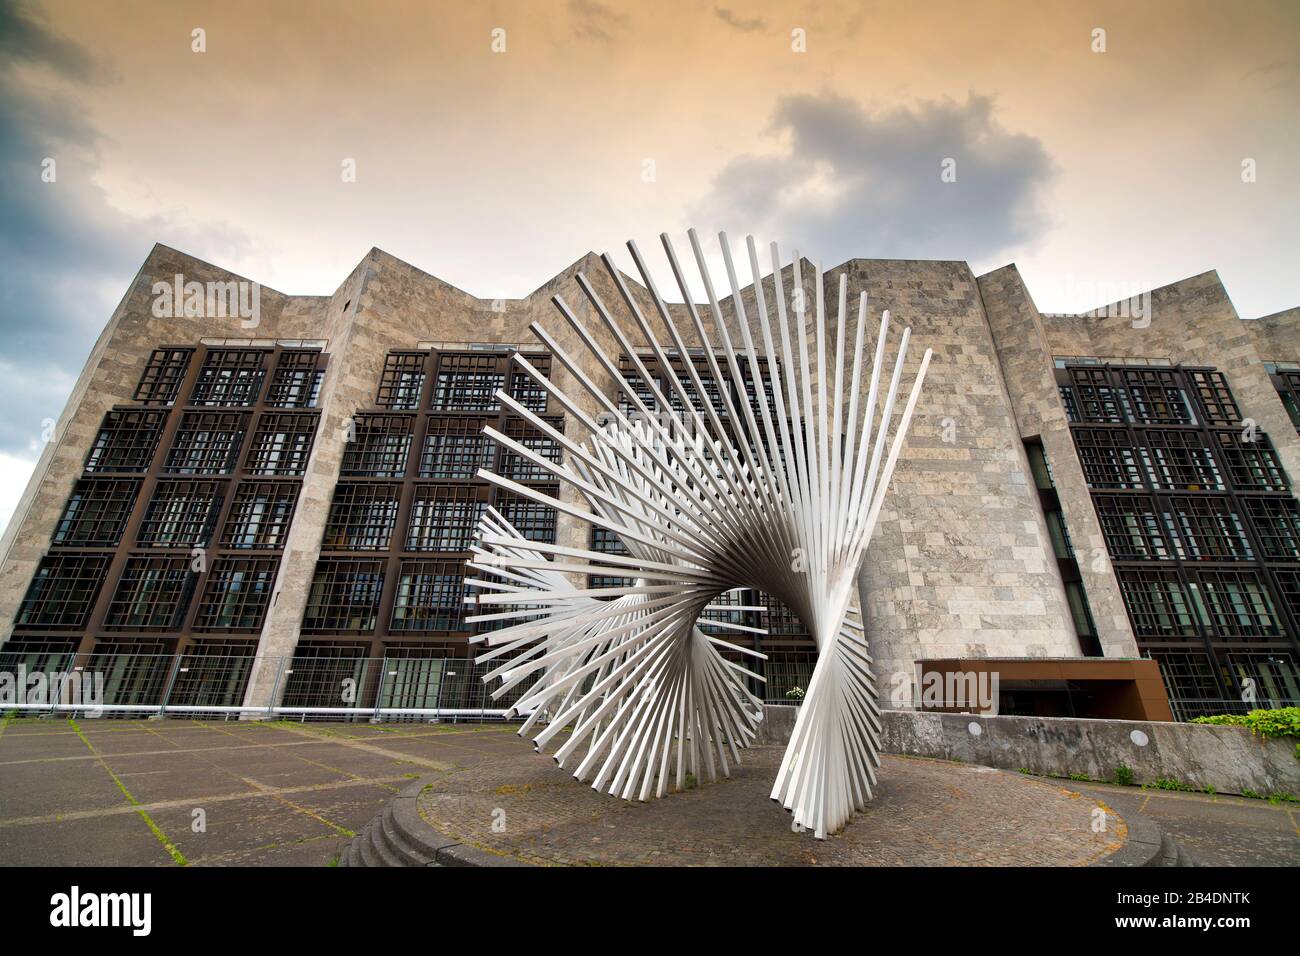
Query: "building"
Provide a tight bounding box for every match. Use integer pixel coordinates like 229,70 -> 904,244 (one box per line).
0,243 -> 1296,720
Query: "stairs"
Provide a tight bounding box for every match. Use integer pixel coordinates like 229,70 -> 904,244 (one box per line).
341,776 -> 526,868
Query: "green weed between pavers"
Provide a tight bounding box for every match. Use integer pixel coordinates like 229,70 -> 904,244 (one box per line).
67,718 -> 189,866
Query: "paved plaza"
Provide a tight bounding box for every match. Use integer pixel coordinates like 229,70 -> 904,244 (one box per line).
0,716 -> 1295,866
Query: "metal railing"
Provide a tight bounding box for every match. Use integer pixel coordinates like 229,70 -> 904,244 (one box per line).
1166,696 -> 1300,723
0,650 -> 538,721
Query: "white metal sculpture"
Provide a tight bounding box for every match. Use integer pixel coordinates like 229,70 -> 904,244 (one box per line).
466,230 -> 930,838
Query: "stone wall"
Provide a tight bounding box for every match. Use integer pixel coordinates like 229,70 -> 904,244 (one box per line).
759,704 -> 1299,797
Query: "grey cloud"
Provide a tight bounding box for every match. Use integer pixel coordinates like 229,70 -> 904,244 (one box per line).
714,7 -> 766,32
0,0 -> 249,457
691,92 -> 1055,268
568,0 -> 629,43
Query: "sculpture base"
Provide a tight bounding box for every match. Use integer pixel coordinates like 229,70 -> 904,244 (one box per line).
404,737 -> 1129,866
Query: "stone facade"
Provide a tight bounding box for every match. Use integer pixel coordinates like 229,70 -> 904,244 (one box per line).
1,243 -> 1295,711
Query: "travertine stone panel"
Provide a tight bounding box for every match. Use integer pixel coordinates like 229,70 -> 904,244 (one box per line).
978,264 -> 1138,658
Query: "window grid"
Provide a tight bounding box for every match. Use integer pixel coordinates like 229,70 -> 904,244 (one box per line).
1165,496 -> 1253,561
340,415 -> 413,478
219,481 -> 299,550
322,483 -> 402,551
52,479 -> 140,547
498,416 -> 564,482
419,417 -> 494,479
245,412 -> 318,476
85,410 -> 167,474
265,350 -> 324,408
137,480 -> 224,548
1244,497 -> 1300,561
431,354 -> 505,411
406,486 -> 486,552
164,411 -> 248,475
390,560 -> 467,632
14,554 -> 110,630
103,557 -> 195,632
1140,429 -> 1223,491
133,348 -> 193,405
1192,569 -> 1281,638
494,489 -> 558,544
1189,370 -> 1241,427
1213,430 -> 1288,491
189,349 -> 268,407
376,353 -> 427,410
193,558 -> 279,631
1093,494 -> 1172,561
302,559 -> 385,634
1064,362 -> 1300,705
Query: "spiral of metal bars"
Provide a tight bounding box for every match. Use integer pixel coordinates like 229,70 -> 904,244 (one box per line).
465,230 -> 931,838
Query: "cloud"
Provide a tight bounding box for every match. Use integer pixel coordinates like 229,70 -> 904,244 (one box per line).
568,0 -> 629,43
0,0 -> 251,463
714,7 -> 766,32
691,92 -> 1055,268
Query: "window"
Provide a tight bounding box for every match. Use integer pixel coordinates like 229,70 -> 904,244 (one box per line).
589,525 -> 631,591
266,350 -> 323,408
1122,368 -> 1194,424
406,486 -> 485,551
165,411 -> 248,475
377,353 -> 427,409
419,417 -> 493,479
498,416 -> 564,482
103,557 -> 195,631
1093,495 -> 1172,561
322,483 -> 401,550
1149,651 -> 1221,703
14,554 -> 110,630
1073,428 -> 1144,489
245,412 -> 318,475
193,558 -> 279,631
756,590 -> 808,637
1068,367 -> 1129,423
495,490 -> 557,543
1165,497 -> 1252,561
84,410 -> 167,473
1193,570 -> 1281,637
1116,569 -> 1199,637
1244,497 -> 1300,560
52,479 -> 139,547
431,354 -> 504,411
391,560 -> 466,631
190,349 -> 267,406
1188,370 -> 1240,427
219,482 -> 299,549
133,348 -> 193,405
1140,429 -> 1222,491
302,559 -> 384,633
508,359 -> 550,413
1213,430 -> 1288,491
138,481 -> 223,547
340,415 -> 412,478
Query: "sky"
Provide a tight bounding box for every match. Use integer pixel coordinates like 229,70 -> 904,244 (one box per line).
1,0 -> 1297,533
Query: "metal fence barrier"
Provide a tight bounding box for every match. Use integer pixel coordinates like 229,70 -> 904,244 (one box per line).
0,651 -> 538,721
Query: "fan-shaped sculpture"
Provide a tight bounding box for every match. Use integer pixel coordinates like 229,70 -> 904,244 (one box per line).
465,230 -> 930,838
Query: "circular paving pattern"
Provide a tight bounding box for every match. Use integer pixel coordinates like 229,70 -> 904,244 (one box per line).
417,742 -> 1127,866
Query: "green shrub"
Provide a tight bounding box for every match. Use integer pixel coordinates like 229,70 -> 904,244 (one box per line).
785,686 -> 805,701
1113,765 -> 1134,787
1142,777 -> 1196,792
1191,707 -> 1300,755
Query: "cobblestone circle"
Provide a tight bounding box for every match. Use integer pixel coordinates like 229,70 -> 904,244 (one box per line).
418,743 -> 1126,866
